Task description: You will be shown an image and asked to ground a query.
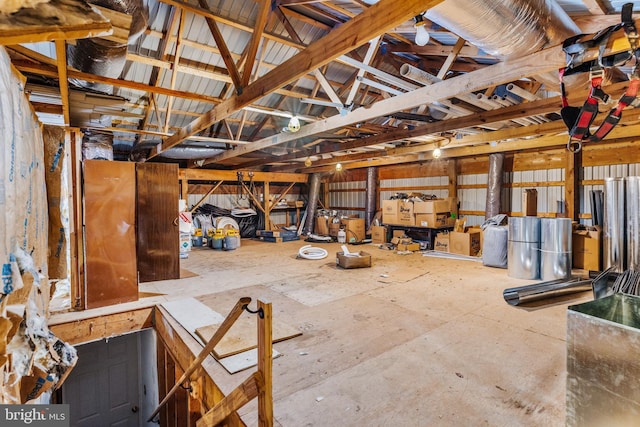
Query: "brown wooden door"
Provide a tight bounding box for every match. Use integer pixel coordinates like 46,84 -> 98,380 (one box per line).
84,160 -> 138,308
136,163 -> 180,282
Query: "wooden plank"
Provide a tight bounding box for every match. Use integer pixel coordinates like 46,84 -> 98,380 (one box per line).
179,168 -> 309,183
49,307 -> 153,345
137,163 -> 181,283
92,5 -> 132,44
189,182 -> 223,214
154,0 -> 446,158
0,0 -> 112,45
84,160 -> 138,309
194,312 -> 301,359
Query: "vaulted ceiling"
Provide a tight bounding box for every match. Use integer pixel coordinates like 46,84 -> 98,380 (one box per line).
4,0 -> 640,172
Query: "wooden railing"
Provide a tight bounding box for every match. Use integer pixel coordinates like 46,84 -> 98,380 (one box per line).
149,297 -> 273,426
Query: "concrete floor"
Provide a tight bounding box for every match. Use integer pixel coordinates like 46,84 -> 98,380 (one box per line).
140,239 -> 592,426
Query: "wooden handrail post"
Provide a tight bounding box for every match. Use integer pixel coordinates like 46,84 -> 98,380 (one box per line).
257,300 -> 273,427
148,296 -> 252,422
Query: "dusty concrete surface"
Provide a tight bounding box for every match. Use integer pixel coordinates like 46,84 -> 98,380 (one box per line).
140,239 -> 592,426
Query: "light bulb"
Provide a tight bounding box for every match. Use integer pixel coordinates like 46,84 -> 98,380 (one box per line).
304,157 -> 312,167
414,16 -> 430,46
287,116 -> 300,132
432,147 -> 442,158
335,163 -> 343,171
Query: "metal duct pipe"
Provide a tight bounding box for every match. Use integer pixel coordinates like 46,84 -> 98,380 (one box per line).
508,216 -> 541,280
303,173 -> 322,235
67,0 -> 148,92
426,0 -> 579,60
365,167 -> 378,230
540,218 -> 572,281
626,176 -> 640,270
604,177 -> 626,272
426,0 -> 580,89
485,153 -> 503,219
503,277 -> 592,306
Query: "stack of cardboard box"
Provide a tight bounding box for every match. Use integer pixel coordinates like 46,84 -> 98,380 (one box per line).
382,197 -> 457,228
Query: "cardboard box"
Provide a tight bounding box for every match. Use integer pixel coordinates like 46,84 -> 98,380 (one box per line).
434,233 -> 450,252
413,199 -> 450,214
522,189 -> 538,217
341,217 -> 365,242
371,225 -> 388,244
336,251 -> 372,269
397,242 -> 420,251
449,230 -> 482,256
572,226 -> 601,271
328,219 -> 341,237
382,200 -> 415,225
415,212 -> 451,228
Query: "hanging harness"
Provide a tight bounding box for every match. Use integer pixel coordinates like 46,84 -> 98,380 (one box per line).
560,2 -> 640,152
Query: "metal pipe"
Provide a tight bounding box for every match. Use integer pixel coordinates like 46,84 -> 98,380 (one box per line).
303,173 -> 322,235
540,218 -> 572,281
365,167 -> 377,230
508,216 -> 541,280
506,83 -> 540,101
626,176 -> 640,270
604,177 -> 626,272
503,277 -> 592,306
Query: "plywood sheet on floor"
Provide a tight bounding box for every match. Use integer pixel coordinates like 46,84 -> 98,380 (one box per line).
195,314 -> 302,358
161,298 -> 225,335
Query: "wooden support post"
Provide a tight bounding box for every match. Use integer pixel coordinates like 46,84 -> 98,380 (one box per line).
566,148 -> 582,220
264,181 -> 272,230
68,129 -> 85,310
181,178 -> 189,203
189,181 -> 223,213
448,158 -> 458,205
257,300 -> 273,427
148,297 -> 252,422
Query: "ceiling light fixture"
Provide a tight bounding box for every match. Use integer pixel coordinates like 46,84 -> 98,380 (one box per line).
432,144 -> 442,159
335,163 -> 343,172
287,116 -> 300,132
304,157 -> 312,167
414,14 -> 430,47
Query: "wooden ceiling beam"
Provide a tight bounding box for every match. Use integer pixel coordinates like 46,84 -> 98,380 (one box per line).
158,0 -> 305,50
199,30 -> 636,166
241,0 -> 273,88
152,0 -> 446,160
13,61 -> 222,105
197,0 -> 243,94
